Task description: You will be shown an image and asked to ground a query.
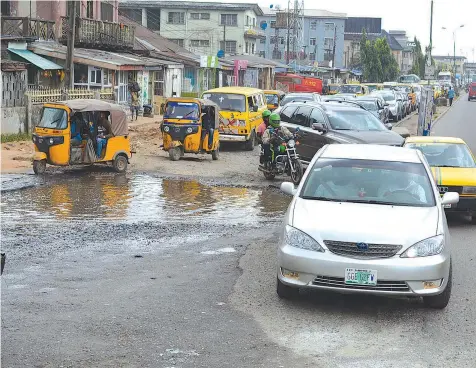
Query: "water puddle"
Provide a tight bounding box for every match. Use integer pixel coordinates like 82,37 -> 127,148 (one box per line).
1,174 -> 291,226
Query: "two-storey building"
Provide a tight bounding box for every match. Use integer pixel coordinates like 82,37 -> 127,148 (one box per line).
257,8 -> 346,68
119,1 -> 265,56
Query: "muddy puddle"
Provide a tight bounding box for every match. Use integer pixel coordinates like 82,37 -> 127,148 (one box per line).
1,174 -> 291,226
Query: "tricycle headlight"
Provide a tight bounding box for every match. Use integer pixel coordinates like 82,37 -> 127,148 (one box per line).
238,120 -> 246,127
287,139 -> 295,148
163,126 -> 170,132
186,127 -> 193,134
462,186 -> 476,195
284,225 -> 324,252
401,235 -> 444,258
49,138 -> 54,145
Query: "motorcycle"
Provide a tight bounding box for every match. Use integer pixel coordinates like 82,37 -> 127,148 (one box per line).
258,129 -> 304,185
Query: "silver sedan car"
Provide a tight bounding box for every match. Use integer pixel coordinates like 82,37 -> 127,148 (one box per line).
278,144 -> 459,309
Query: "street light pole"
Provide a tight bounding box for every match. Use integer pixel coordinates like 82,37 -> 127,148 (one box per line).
442,25 -> 464,83
428,0 -> 433,86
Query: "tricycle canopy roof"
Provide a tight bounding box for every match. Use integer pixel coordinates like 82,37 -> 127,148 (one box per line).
52,99 -> 128,136
165,98 -> 220,129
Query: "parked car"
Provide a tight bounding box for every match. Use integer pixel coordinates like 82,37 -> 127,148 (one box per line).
469,82 -> 476,101
278,143 -> 458,309
371,91 -> 402,121
355,97 -> 389,124
279,92 -> 322,107
395,91 -> 410,117
277,102 -> 404,165
413,84 -> 422,107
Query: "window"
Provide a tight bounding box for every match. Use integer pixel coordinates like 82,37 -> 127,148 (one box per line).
272,50 -> 282,59
292,106 -> 312,126
270,36 -> 277,44
324,37 -> 334,50
190,40 -> 210,47
252,18 -> 256,27
259,51 -> 265,58
168,12 -> 185,24
220,41 -> 237,54
270,20 -> 276,28
310,38 -> 316,46
147,8 -> 161,30
260,38 -> 266,44
67,1 -> 80,17
279,37 -> 285,45
310,108 -> 326,124
325,22 -> 335,31
327,110 -> 385,131
245,42 -> 249,54
101,2 -> 113,22
170,39 -> 184,47
251,43 -> 255,54
309,53 -> 316,61
154,69 -> 164,96
38,108 -> 67,130
246,15 -> 250,26
324,52 -> 332,61
221,14 -> 237,26
103,69 -> 112,87
73,64 -> 89,85
190,13 -> 210,20
86,0 -> 93,18
310,20 -> 317,30
89,67 -> 102,85
280,106 -> 298,122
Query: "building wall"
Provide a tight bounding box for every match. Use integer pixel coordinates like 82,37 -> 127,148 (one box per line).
257,15 -> 345,68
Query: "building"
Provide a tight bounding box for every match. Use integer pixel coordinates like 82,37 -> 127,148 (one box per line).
119,1 -> 265,57
433,55 -> 467,77
343,17 -> 381,68
389,30 -> 414,74
257,8 -> 346,68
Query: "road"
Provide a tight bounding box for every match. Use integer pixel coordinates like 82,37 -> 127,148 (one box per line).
2,98 -> 476,367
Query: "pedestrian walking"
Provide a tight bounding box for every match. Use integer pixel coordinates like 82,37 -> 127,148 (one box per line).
130,91 -> 139,121
448,87 -> 455,106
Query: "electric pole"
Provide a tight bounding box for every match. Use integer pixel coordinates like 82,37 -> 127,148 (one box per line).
65,1 -> 76,89
428,0 -> 433,86
223,23 -> 226,53
286,0 -> 290,65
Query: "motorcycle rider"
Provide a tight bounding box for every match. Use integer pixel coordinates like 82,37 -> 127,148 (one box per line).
262,113 -> 293,166
257,110 -> 271,143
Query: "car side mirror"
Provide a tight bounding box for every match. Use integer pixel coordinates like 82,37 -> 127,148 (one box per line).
384,103 -> 389,106
311,122 -> 326,132
385,122 -> 393,130
441,192 -> 459,205
253,105 -> 259,112
280,182 -> 297,196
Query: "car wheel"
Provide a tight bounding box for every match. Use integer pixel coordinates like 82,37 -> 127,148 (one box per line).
423,262 -> 452,309
33,159 -> 46,175
276,277 -> 300,299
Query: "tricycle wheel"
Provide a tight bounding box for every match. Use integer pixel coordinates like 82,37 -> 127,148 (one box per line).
212,143 -> 220,160
113,155 -> 128,173
33,159 -> 46,175
169,147 -> 182,161
244,130 -> 256,151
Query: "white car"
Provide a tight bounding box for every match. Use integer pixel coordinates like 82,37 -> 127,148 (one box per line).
278,144 -> 459,309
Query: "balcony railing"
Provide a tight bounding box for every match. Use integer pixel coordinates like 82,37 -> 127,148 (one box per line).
60,17 -> 135,50
1,17 -> 55,40
244,26 -> 266,40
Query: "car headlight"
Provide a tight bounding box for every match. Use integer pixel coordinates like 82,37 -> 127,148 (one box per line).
401,235 -> 444,258
163,126 -> 170,132
186,127 -> 193,134
462,186 -> 476,195
287,139 -> 295,148
284,225 -> 324,252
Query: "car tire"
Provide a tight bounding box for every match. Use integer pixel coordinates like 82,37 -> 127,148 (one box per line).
244,130 -> 256,151
33,159 -> 46,175
113,155 -> 128,173
277,277 -> 300,299
423,262 -> 452,309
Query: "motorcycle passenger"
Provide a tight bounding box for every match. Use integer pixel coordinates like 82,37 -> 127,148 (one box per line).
262,113 -> 293,165
257,110 -> 271,143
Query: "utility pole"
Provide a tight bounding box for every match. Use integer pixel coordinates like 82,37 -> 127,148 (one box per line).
332,24 -> 337,71
223,23 -> 226,52
428,0 -> 433,86
286,0 -> 291,65
453,32 -> 456,78
65,1 -> 76,89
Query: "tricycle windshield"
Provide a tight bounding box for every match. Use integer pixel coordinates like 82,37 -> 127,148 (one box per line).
341,85 -> 361,94
202,93 -> 246,112
265,94 -> 279,104
38,107 -> 67,129
164,102 -> 200,120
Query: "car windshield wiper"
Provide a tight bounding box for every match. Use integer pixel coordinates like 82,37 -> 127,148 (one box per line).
301,196 -> 351,202
347,199 -> 423,207
334,128 -> 354,131
433,165 -> 459,168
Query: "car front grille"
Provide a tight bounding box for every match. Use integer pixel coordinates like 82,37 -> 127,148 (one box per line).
438,186 -> 463,194
312,275 -> 410,292
324,240 -> 402,259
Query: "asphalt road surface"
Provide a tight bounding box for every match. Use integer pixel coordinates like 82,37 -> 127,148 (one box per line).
2,97 -> 476,367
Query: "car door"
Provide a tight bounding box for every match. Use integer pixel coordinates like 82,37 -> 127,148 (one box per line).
284,105 -> 313,162
305,107 -> 330,161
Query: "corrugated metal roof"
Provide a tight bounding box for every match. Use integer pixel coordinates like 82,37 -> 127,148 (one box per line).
226,54 -> 288,69
8,48 -> 63,70
120,0 -> 263,14
28,41 -> 182,70
261,8 -> 346,18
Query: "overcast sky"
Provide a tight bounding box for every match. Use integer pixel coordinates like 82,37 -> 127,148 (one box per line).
163,0 -> 475,60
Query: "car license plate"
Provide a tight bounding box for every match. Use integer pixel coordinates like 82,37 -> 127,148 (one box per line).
345,268 -> 377,286
443,204 -> 451,209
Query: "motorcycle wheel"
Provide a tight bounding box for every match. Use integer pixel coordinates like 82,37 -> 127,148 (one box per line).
290,160 -> 303,185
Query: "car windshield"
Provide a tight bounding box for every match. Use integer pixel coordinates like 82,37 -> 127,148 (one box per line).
341,85 -> 361,93
301,158 -> 435,207
406,143 -> 476,168
376,93 -> 395,102
265,94 -> 279,104
164,101 -> 200,120
202,93 -> 246,112
366,85 -> 378,92
38,107 -> 67,129
280,95 -> 313,106
357,101 -> 377,111
326,109 -> 386,131
329,85 -> 340,92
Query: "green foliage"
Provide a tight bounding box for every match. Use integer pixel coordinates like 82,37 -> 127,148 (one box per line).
360,32 -> 399,82
1,133 -> 31,143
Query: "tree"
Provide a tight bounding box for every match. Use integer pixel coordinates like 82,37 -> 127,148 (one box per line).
359,32 -> 399,82
410,37 -> 425,78
375,38 -> 399,81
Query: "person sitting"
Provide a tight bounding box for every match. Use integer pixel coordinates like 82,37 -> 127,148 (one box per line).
201,107 -> 215,150
261,113 -> 293,165
70,113 -> 83,146
378,172 -> 426,202
314,169 -> 360,198
257,110 -> 271,144
96,112 -> 113,158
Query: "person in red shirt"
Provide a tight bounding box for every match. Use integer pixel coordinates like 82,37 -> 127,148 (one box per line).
257,110 -> 271,143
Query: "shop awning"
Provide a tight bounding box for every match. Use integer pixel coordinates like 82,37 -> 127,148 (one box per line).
8,48 -> 63,70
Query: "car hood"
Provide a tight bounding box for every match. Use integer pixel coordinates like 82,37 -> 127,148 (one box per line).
291,198 -> 438,250
326,129 -> 404,145
431,167 -> 476,186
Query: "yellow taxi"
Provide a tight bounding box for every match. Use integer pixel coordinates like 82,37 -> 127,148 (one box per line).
404,136 -> 476,223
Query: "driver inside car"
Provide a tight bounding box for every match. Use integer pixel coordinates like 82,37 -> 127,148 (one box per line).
314,168 -> 361,198
378,171 -> 426,202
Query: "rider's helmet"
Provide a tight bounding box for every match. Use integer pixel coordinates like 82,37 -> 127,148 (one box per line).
262,110 -> 271,119
269,113 -> 281,128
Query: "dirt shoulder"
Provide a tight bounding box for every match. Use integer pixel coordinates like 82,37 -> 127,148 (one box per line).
1,116 -> 263,183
